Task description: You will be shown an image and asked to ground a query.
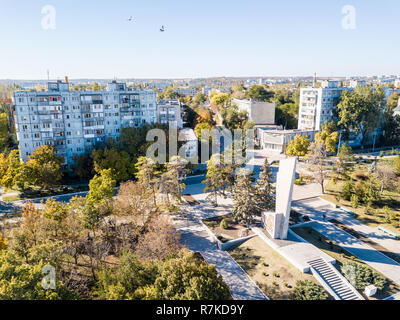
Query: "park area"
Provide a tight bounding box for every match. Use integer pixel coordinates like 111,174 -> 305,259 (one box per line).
292,226 -> 400,300
228,236 -> 330,300
322,161 -> 400,236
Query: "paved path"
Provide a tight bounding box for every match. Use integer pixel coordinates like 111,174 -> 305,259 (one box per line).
292,197 -> 400,286
293,197 -> 400,256
173,198 -> 268,300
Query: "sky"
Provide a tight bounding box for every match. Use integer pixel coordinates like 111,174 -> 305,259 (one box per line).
0,0 -> 399,79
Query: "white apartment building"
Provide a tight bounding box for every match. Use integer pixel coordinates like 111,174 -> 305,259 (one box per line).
14,80 -> 157,166
298,81 -> 345,131
157,99 -> 183,129
232,98 -> 276,125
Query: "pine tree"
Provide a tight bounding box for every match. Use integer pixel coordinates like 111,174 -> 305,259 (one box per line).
232,170 -> 259,226
256,158 -> 275,212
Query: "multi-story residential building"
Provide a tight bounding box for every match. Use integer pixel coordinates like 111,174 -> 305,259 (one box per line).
298,81 -> 345,131
13,80 -> 157,166
232,98 -> 276,126
175,87 -> 198,97
157,99 -> 183,129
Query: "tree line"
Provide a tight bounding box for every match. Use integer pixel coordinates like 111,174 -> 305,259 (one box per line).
0,157 -> 231,300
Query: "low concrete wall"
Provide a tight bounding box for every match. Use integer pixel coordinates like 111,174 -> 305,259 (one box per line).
221,234 -> 257,251
201,220 -> 256,251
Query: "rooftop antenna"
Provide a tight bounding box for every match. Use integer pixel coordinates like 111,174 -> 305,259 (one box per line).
313,72 -> 317,88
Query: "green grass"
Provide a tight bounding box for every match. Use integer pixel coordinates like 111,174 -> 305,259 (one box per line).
323,166 -> 400,233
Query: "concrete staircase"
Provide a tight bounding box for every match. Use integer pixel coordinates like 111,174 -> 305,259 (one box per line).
307,258 -> 364,300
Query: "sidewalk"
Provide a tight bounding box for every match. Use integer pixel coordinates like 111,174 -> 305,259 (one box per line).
174,197 -> 268,300
292,197 -> 400,256
292,197 -> 400,286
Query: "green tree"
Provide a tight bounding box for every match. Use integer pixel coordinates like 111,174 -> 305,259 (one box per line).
291,280 -> 328,300
307,142 -> 328,194
203,154 -> 235,205
145,250 -> 231,300
232,170 -> 259,226
341,262 -> 386,291
94,250 -> 158,300
0,113 -> 12,152
210,93 -> 230,107
92,147 -> 133,181
315,121 -> 339,153
286,135 -> 310,157
72,153 -> 94,181
162,156 -> 188,202
0,250 -> 76,300
135,156 -> 159,206
220,104 -> 249,131
337,85 -> 386,146
275,103 -> 298,129
80,169 -> 116,230
25,145 -> 63,190
255,158 -> 275,212
245,85 -> 273,102
0,149 -> 26,191
341,181 -> 355,201
334,143 -> 355,179
393,156 -> 400,175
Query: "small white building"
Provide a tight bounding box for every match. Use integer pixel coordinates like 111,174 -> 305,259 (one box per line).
256,126 -> 318,154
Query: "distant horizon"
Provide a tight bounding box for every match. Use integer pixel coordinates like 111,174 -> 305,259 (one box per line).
0,74 -> 396,82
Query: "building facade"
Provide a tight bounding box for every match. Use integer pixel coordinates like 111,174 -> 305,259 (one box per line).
256,126 -> 317,154
14,80 -> 157,166
232,98 -> 276,126
157,99 -> 183,129
298,81 -> 345,131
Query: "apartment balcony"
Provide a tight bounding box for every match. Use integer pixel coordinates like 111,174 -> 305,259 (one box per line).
83,125 -> 104,130
38,100 -> 61,106
35,110 -> 50,115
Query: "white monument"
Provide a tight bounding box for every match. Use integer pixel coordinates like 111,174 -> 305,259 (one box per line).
364,285 -> 377,297
261,157 -> 297,240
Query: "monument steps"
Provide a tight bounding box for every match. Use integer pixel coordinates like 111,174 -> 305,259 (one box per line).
307,258 -> 364,300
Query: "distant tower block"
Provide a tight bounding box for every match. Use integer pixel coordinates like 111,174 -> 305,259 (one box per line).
262,158 -> 297,240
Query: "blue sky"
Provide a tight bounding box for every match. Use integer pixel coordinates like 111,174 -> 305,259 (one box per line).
0,0 -> 399,79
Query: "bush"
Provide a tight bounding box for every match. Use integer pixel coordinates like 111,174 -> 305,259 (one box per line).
291,280 -> 328,300
294,177 -> 306,185
341,181 -> 354,201
350,194 -> 359,209
393,156 -> 400,175
220,218 -> 229,229
341,262 -> 386,291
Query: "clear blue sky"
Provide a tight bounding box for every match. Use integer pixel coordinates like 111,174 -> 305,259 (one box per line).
0,0 -> 399,79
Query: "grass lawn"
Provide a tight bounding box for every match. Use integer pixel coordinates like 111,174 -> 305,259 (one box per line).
229,236 -> 330,300
322,176 -> 400,235
292,226 -> 400,300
